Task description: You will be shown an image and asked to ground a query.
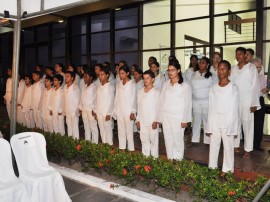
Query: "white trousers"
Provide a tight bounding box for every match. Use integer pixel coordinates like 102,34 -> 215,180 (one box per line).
17,106 -> 24,125
6,102 -> 11,120
52,115 -> 65,136
66,115 -> 79,139
209,128 -> 235,173
234,105 -> 254,152
82,110 -> 99,144
162,113 -> 185,160
192,105 -> 209,144
32,109 -> 43,129
140,126 -> 159,158
42,116 -> 54,133
24,111 -> 35,128
117,116 -> 134,151
97,115 -> 113,145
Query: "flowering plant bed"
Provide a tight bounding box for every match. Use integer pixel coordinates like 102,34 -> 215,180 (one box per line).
1,121 -> 270,202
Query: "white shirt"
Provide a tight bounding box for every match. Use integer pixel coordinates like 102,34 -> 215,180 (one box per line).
190,71 -> 215,107
137,87 -> 160,127
78,83 -> 97,112
206,82 -> 239,135
21,85 -> 32,112
159,80 -> 192,123
31,80 -> 44,110
230,63 -> 260,109
135,80 -> 144,93
4,77 -> 12,102
17,79 -> 26,105
40,88 -> 53,118
95,82 -> 115,117
258,74 -> 267,97
114,80 -> 136,119
49,87 -> 64,115
154,74 -> 165,91
183,68 -> 194,84
64,83 -> 81,116
210,66 -> 219,83
75,74 -> 81,87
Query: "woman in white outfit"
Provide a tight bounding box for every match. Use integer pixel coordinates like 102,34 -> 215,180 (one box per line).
150,61 -> 165,91
17,74 -> 26,125
159,59 -> 192,161
207,60 -> 239,175
183,55 -> 199,84
3,68 -> 12,119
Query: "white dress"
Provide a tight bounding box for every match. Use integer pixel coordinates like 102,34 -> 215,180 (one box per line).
17,79 -> 26,125
4,77 -> 12,119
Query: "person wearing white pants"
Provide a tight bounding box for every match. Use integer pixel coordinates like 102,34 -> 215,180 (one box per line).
49,74 -> 65,135
136,70 -> 160,158
206,60 -> 239,174
78,69 -> 99,144
230,47 -> 260,158
113,65 -> 136,151
64,71 -> 81,139
3,68 -> 12,119
17,76 -> 26,125
159,59 -> 192,161
40,76 -> 54,133
189,57 -> 215,145
93,66 -> 115,145
30,71 -> 44,129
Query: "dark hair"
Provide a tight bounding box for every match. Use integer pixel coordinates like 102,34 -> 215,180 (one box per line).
151,61 -> 160,67
134,67 -> 143,75
25,74 -> 33,84
95,63 -> 103,70
65,71 -> 76,80
235,47 -> 246,54
56,63 -> 65,72
103,61 -> 111,68
45,66 -> 55,74
36,64 -> 43,71
143,70 -> 155,79
99,66 -> 111,78
149,56 -> 157,62
189,55 -> 199,71
246,48 -> 255,55
168,59 -> 183,84
218,60 -> 231,70
68,64 -> 77,73
45,75 -> 53,83
212,52 -> 221,59
119,60 -> 127,66
82,64 -> 90,73
169,55 -> 176,62
199,57 -> 212,79
53,74 -> 64,85
131,64 -> 139,69
119,65 -> 131,79
32,71 -> 41,78
84,68 -> 97,81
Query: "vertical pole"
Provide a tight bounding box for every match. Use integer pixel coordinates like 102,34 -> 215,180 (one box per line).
10,0 -> 21,139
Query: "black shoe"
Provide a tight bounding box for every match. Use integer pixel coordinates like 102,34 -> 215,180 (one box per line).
254,147 -> 265,152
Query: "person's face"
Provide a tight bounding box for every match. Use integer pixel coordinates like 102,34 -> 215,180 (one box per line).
25,77 -> 30,85
218,63 -> 230,80
130,66 -> 136,76
143,74 -> 154,87
199,59 -> 209,72
95,66 -> 100,75
150,63 -> 159,74
83,74 -> 92,85
167,65 -> 179,80
115,65 -> 120,73
32,73 -> 39,82
246,51 -> 254,63
44,79 -> 52,88
119,69 -> 129,81
77,66 -> 82,74
253,61 -> 262,73
190,57 -> 198,67
7,69 -> 12,76
148,58 -> 155,67
212,54 -> 221,64
235,50 -> 246,63
99,71 -> 109,83
36,66 -> 41,72
53,78 -> 61,87
55,64 -> 61,73
67,65 -> 73,72
65,73 -> 74,85
133,71 -> 142,82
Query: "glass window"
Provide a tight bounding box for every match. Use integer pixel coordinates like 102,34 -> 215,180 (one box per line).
91,54 -> 110,64
214,11 -> 256,44
0,34 -> 10,47
71,56 -> 87,66
25,47 -> 36,74
91,32 -> 110,54
175,19 -> 209,47
38,46 -> 49,66
142,51 -> 164,71
52,39 -> 65,57
52,23 -> 66,39
91,13 -> 110,32
263,43 -> 270,75
176,0 -> 209,20
0,48 -> 12,73
264,10 -> 270,40
215,0 -> 256,14
71,17 -> 87,35
143,0 -> 170,25
115,52 -> 138,67
265,0 -> 270,7
23,29 -> 34,45
115,28 -> 138,52
143,24 -> 170,50
37,26 -> 49,42
115,7 -> 138,29
71,36 -> 87,55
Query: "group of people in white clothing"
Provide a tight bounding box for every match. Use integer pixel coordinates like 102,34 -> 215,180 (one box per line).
3,46 -> 269,176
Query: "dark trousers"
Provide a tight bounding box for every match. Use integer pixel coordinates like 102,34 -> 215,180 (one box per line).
253,96 -> 265,149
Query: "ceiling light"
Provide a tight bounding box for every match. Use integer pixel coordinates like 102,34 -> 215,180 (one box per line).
58,19 -> 64,23
115,8 -> 121,11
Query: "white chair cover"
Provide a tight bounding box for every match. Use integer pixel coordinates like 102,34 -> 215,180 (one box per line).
10,132 -> 71,202
0,138 -> 31,202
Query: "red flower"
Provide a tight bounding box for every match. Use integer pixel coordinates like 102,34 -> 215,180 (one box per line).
122,169 -> 128,176
228,190 -> 236,196
76,144 -> 82,151
98,162 -> 103,167
106,159 -> 110,164
135,165 -> 141,170
144,165 -> 151,173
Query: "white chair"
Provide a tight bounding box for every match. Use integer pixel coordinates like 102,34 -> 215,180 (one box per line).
0,138 -> 31,202
10,132 -> 71,202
